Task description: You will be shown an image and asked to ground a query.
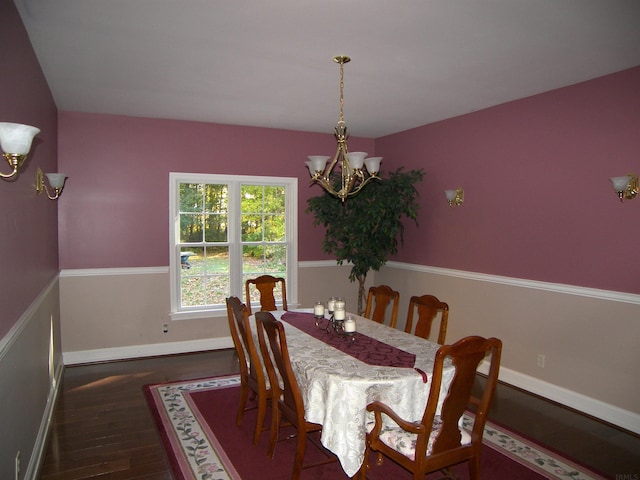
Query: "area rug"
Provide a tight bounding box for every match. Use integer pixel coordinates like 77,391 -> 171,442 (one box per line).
144,375 -> 608,480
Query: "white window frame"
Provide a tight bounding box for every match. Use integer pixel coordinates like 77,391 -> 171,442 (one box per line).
169,172 -> 298,320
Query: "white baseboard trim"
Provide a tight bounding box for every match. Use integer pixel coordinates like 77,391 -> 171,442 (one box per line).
478,362 -> 640,435
63,337 -> 234,365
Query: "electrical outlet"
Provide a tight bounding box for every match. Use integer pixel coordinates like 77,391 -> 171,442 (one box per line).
537,354 -> 546,368
162,323 -> 169,333
15,450 -> 20,480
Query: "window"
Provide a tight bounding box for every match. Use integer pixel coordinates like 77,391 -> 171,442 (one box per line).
169,173 -> 297,319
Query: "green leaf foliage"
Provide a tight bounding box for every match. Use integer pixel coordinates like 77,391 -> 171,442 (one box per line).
306,167 -> 424,285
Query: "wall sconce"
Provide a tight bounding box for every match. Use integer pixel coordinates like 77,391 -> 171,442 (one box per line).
445,188 -> 464,207
35,167 -> 67,200
0,122 -> 40,180
609,174 -> 638,202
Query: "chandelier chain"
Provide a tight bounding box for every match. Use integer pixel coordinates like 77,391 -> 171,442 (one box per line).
338,59 -> 345,125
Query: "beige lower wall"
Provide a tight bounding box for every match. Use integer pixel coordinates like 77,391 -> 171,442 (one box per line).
377,262 -> 640,417
59,262 -> 639,431
59,264 -> 366,356
298,262 -> 372,314
59,268 -> 230,354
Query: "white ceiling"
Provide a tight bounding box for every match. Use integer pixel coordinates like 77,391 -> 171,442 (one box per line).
14,0 -> 640,138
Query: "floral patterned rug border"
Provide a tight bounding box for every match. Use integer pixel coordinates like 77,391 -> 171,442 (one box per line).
145,375 -> 607,480
145,375 -> 242,480
461,413 -> 607,480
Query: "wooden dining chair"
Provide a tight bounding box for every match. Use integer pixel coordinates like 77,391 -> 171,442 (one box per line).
225,296 -> 271,445
358,335 -> 502,480
255,311 -> 336,480
363,284 -> 400,328
405,294 -> 449,345
245,274 -> 288,315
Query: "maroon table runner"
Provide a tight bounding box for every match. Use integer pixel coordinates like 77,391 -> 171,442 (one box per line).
281,311 -> 416,368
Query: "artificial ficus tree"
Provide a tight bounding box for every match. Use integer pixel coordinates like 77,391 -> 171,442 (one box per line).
306,167 -> 424,314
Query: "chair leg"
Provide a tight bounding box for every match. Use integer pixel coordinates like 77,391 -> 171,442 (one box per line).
267,404 -> 280,458
441,467 -> 459,479
253,391 -> 268,444
236,382 -> 249,426
356,446 -> 370,480
291,428 -> 307,480
468,455 -> 481,480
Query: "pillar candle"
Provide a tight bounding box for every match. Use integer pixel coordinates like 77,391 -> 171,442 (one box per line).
344,317 -> 356,332
328,297 -> 336,312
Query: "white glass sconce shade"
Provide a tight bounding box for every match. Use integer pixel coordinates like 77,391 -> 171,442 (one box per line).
0,122 -> 40,155
308,155 -> 330,173
346,152 -> 367,169
610,176 -> 631,192
46,173 -> 67,189
364,157 -> 382,174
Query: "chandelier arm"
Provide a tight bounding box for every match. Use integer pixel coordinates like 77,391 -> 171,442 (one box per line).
323,138 -> 343,179
311,175 -> 341,198
353,169 -> 367,189
343,167 -> 357,196
339,158 -> 349,196
344,174 -> 381,198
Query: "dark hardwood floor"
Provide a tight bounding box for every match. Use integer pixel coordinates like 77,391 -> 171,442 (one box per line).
37,349 -> 640,480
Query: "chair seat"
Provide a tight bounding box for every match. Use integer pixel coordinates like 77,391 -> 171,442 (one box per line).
373,416 -> 471,461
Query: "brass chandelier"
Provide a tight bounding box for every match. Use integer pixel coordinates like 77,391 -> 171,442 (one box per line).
306,56 -> 382,202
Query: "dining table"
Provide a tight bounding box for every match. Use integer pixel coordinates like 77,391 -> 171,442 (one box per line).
250,309 -> 456,478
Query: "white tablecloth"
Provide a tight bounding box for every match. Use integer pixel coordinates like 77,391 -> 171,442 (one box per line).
253,310 -> 455,477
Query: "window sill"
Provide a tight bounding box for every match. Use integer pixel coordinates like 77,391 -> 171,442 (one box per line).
170,308 -> 226,321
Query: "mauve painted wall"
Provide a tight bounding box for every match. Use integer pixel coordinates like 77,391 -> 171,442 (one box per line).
377,67 -> 640,294
57,113 -> 375,269
0,0 -> 58,338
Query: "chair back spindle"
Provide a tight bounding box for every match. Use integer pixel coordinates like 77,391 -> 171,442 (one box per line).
364,284 -> 400,328
405,294 -> 449,344
245,275 -> 288,315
